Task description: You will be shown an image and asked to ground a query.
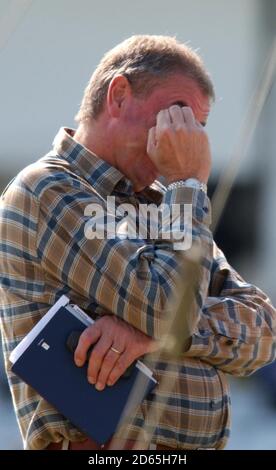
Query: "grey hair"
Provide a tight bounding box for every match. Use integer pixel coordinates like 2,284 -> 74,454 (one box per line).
75,35 -> 214,122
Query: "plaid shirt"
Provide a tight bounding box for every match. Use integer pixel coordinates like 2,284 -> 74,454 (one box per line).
1,128 -> 275,450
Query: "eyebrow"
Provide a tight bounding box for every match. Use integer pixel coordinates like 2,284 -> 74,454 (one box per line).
172,101 -> 206,127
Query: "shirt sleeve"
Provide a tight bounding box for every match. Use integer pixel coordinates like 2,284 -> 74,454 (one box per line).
184,243 -> 276,376
36,181 -> 213,340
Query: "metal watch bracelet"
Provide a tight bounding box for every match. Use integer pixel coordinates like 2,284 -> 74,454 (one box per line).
167,178 -> 207,194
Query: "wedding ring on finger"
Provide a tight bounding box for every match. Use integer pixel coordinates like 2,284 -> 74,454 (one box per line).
110,346 -> 122,355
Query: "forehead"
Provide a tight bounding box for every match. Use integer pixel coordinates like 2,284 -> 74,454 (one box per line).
147,74 -> 211,123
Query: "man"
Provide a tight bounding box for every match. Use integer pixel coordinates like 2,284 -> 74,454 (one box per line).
0,35 -> 275,451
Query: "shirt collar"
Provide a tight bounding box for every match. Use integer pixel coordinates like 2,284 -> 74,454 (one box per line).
52,127 -> 134,197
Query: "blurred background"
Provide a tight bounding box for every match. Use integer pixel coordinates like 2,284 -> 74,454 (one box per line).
0,0 -> 276,450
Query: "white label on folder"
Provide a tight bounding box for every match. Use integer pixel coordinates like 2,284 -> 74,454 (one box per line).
9,295 -> 70,364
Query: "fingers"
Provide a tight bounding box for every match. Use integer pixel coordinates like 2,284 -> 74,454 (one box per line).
156,108 -> 171,140
156,105 -> 196,137
74,315 -> 156,392
148,103 -> 210,183
181,106 -> 196,127
102,337 -> 159,388
86,335 -> 113,387
147,126 -> 156,155
168,105 -> 185,128
107,351 -> 133,387
168,105 -> 196,128
75,319 -> 129,391
74,324 -> 101,367
95,346 -> 125,390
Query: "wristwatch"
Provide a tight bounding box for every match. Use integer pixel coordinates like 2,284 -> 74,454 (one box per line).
167,178 -> 207,194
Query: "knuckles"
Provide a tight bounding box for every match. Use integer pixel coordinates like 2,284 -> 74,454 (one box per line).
158,127 -> 174,141
158,124 -> 202,142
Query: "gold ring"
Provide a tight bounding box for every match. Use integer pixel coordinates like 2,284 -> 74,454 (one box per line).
110,346 -> 122,354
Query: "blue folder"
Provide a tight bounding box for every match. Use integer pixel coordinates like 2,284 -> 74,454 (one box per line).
10,297 -> 157,445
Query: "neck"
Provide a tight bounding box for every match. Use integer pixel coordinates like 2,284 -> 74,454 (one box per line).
73,120 -> 154,193
73,120 -> 115,167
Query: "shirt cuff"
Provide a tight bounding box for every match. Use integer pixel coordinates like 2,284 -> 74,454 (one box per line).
163,186 -> 211,226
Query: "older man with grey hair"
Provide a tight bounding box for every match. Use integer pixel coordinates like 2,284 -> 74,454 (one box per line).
1,35 -> 275,451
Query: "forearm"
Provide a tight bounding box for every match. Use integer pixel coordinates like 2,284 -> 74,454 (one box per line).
184,250 -> 276,376
111,186 -> 213,338
38,184 -> 213,339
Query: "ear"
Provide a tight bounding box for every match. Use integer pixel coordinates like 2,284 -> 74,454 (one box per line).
106,75 -> 131,118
